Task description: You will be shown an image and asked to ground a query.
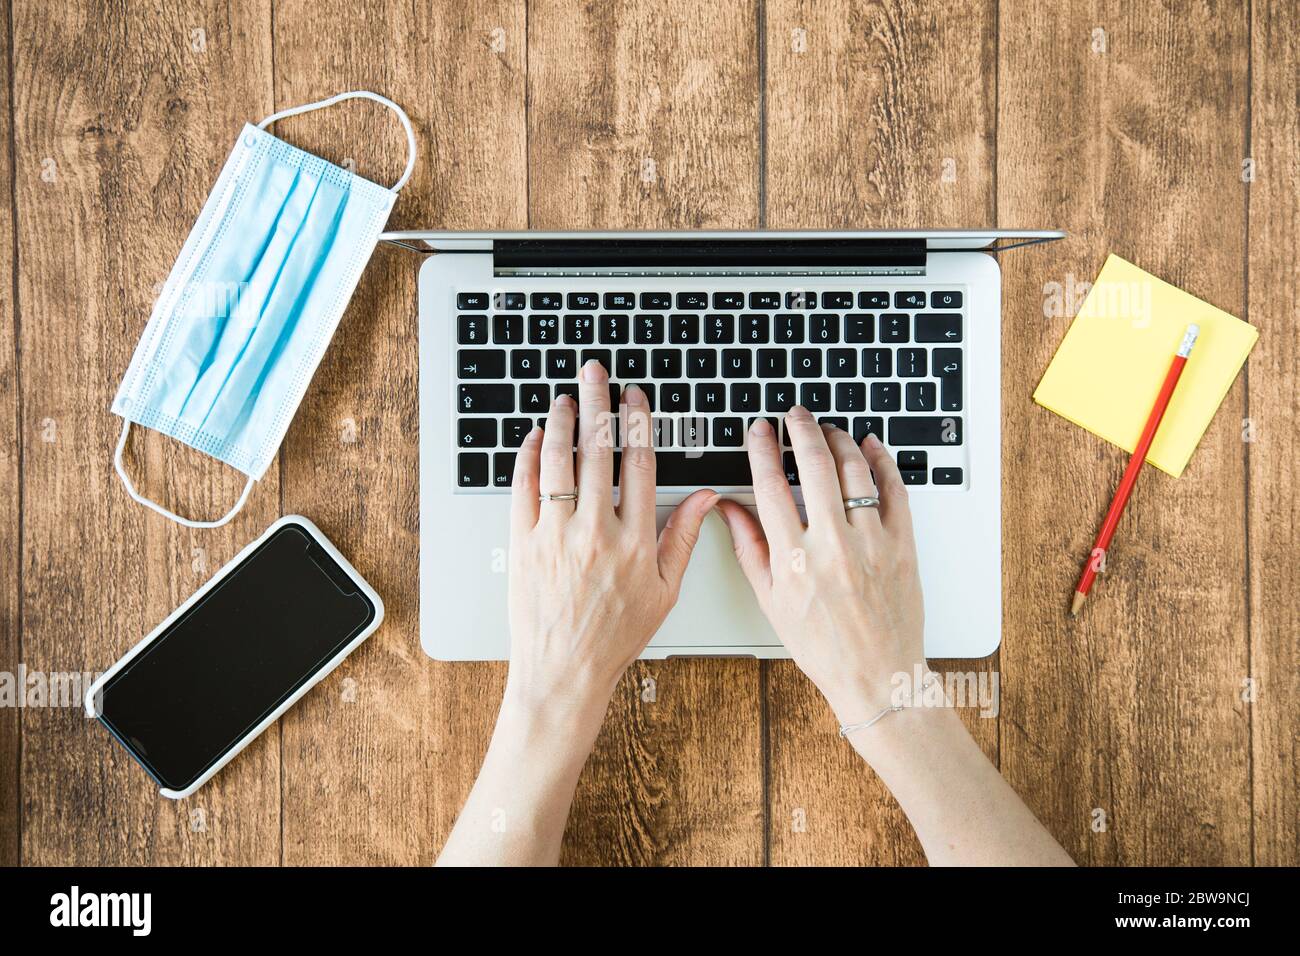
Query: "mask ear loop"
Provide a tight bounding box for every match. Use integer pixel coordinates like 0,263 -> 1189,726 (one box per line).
114,420 -> 255,529
256,90 -> 417,192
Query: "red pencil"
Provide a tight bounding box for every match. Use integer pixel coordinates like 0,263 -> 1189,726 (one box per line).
1071,324 -> 1200,616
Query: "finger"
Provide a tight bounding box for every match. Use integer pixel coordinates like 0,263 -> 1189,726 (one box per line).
657,489 -> 718,588
822,423 -> 882,533
861,433 -> 914,542
576,358 -> 614,515
616,384 -> 656,533
509,425 -> 544,533
745,417 -> 802,545
716,498 -> 773,597
538,394 -> 577,521
782,405 -> 847,528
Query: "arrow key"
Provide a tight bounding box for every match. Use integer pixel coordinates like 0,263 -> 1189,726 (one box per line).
916,312 -> 962,342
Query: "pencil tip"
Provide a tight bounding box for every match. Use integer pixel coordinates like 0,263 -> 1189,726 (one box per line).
1070,592 -> 1086,616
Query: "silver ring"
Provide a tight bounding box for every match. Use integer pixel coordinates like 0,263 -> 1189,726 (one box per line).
843,496 -> 880,511
539,491 -> 579,502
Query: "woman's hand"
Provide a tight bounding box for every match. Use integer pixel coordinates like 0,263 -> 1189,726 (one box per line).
506,359 -> 717,712
716,408 -> 925,723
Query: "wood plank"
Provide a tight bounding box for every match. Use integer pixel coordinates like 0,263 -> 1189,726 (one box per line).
998,0 -> 1252,864
272,0 -> 528,865
13,1 -> 279,864
527,0 -> 765,865
1247,0 -> 1299,867
0,0 -> 18,867
763,0 -> 997,865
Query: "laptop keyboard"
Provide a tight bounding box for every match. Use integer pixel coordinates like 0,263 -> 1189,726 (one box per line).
453,287 -> 967,491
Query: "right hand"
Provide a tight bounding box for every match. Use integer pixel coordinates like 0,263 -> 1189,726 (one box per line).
716,408 -> 927,722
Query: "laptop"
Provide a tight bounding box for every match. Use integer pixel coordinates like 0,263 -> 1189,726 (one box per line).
391,230 -> 1063,660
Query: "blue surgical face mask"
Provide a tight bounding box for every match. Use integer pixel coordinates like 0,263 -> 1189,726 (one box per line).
112,91 -> 415,527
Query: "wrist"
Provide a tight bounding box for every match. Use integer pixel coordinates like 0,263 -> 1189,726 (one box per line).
499,669 -> 614,740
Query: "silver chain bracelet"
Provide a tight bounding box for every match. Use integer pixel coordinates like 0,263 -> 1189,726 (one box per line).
838,672 -> 941,738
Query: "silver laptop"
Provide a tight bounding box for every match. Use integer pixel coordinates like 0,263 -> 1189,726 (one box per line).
391,230 -> 1062,660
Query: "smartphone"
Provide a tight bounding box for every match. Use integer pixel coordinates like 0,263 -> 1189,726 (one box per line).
85,515 -> 384,799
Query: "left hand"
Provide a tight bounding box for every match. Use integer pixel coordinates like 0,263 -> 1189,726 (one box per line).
506,359 -> 717,712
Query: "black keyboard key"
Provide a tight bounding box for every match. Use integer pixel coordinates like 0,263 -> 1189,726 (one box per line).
458,452 -> 489,486
625,383 -> 656,411
651,349 -> 682,378
564,314 -> 595,344
845,313 -> 874,343
661,383 -> 691,412
781,452 -> 800,485
791,348 -> 821,378
679,417 -> 707,448
835,382 -> 866,412
858,291 -> 890,309
554,383 -> 579,404
880,314 -> 909,343
457,292 -> 488,310
676,292 -> 708,309
809,313 -> 839,343
730,382 -> 761,412
580,349 -> 612,374
871,382 -> 901,411
740,314 -> 770,343
704,314 -> 734,344
786,290 -> 816,309
458,314 -> 489,345
905,381 -> 937,411
852,416 -> 884,442
713,417 -> 745,447
775,313 -> 804,343
546,349 -> 578,378
765,383 -> 796,412
888,415 -> 963,446
827,348 -> 856,378
567,292 -> 599,310
604,292 -> 635,309
459,383 -> 513,413
695,383 -> 726,412
458,349 -> 505,379
641,292 -> 672,310
687,349 -> 717,378
519,383 -> 550,412
934,347 -> 963,411
933,466 -> 964,485
750,291 -> 781,309
599,314 -> 630,344
511,350 -> 542,378
800,382 -> 831,411
652,417 -> 673,448
819,416 -> 848,431
530,292 -> 562,310
528,314 -> 560,344
721,349 -> 752,378
493,314 -> 524,344
616,349 -> 647,378
713,292 -> 745,309
931,291 -> 963,309
492,452 -> 516,487
502,418 -> 532,448
495,292 -> 526,310
757,349 -> 787,378
916,312 -> 962,343
635,314 -> 665,344
656,451 -> 753,486
458,418 -> 497,448
897,347 -> 927,377
822,291 -> 853,309
895,291 -> 926,309
897,450 -> 928,469
861,348 -> 892,377
670,314 -> 700,344
900,469 -> 927,485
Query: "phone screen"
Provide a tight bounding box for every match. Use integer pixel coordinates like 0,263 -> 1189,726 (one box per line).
96,522 -> 377,792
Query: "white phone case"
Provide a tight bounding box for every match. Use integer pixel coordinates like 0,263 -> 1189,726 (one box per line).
84,514 -> 385,799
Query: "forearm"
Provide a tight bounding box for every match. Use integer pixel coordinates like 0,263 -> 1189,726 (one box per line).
849,705 -> 1075,867
436,686 -> 608,866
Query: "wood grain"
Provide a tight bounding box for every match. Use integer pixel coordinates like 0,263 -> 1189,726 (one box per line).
998,0 -> 1252,864
12,0 -> 280,864
0,0 -> 17,867
1247,0 -> 1299,867
272,0 -> 527,865
763,0 -> 997,866
527,0 -> 766,865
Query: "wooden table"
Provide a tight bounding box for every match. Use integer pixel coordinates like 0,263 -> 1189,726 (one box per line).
1,1 -> 1294,866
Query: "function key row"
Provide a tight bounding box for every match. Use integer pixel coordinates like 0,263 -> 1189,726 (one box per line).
457,290 -> 963,311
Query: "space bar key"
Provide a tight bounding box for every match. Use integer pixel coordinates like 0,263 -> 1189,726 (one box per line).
655,451 -> 753,486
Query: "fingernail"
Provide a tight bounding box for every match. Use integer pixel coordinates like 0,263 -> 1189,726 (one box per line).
866,433 -> 883,448
525,425 -> 543,443
750,418 -> 773,437
787,405 -> 810,421
820,421 -> 838,431
555,394 -> 575,408
582,358 -> 607,383
624,383 -> 645,406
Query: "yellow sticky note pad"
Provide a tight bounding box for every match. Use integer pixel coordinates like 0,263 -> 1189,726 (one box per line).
1033,255 -> 1258,477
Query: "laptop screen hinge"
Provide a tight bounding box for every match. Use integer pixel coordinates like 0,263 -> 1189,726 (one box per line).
491,238 -> 927,277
